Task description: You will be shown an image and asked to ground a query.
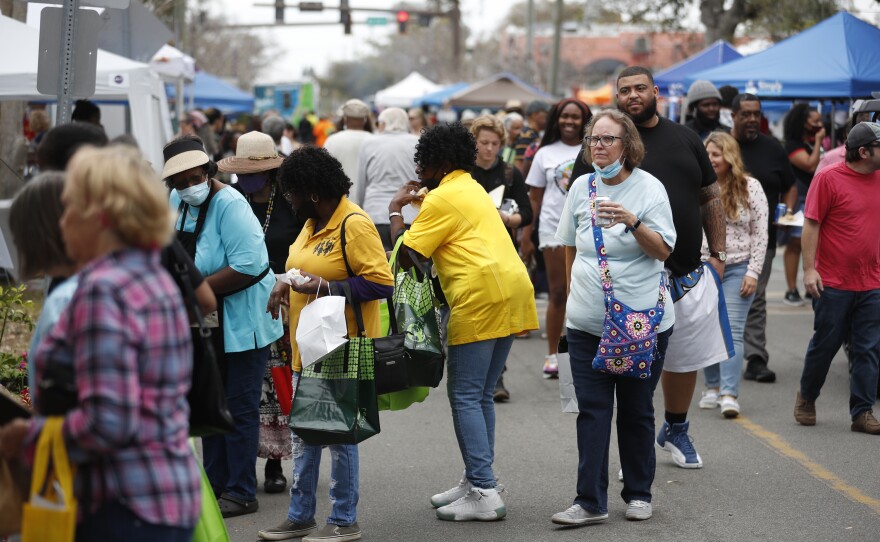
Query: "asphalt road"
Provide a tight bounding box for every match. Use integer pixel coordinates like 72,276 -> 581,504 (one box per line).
224,254 -> 880,542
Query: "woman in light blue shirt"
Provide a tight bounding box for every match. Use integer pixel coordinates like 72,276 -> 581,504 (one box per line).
164,135 -> 282,518
552,109 -> 676,526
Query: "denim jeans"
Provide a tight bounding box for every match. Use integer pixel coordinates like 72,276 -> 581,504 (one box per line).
203,345 -> 270,502
288,372 -> 359,526
704,262 -> 755,397
76,501 -> 194,542
446,335 -> 515,489
800,287 -> 880,419
567,326 -> 671,514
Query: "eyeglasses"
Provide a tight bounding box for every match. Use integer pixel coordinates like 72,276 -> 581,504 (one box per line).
585,135 -> 623,147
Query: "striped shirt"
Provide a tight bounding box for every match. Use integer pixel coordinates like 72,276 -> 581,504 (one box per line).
27,248 -> 201,528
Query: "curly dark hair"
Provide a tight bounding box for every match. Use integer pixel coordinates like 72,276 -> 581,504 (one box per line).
538,98 -> 592,148
783,103 -> 816,142
414,122 -> 476,173
278,145 -> 352,200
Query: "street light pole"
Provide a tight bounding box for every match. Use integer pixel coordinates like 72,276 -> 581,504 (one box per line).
550,0 -> 563,96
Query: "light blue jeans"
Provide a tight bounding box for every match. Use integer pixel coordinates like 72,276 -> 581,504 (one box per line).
287,372 -> 359,527
446,335 -> 515,489
704,261 -> 755,397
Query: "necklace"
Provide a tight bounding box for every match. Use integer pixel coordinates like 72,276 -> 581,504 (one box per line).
247,185 -> 276,233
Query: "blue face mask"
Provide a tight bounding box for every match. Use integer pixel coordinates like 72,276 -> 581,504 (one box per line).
592,157 -> 624,180
179,180 -> 210,206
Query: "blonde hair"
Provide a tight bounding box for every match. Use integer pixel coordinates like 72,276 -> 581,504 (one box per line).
582,109 -> 645,169
65,145 -> 174,248
704,132 -> 749,221
29,109 -> 51,134
470,114 -> 506,142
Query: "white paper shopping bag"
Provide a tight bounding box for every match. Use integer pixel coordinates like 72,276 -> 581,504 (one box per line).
296,295 -> 349,368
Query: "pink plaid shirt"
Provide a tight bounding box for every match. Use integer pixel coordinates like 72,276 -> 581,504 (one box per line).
27,248 -> 201,528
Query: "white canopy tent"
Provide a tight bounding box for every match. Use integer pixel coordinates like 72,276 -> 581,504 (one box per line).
374,72 -> 441,108
0,15 -> 173,171
149,44 -> 196,83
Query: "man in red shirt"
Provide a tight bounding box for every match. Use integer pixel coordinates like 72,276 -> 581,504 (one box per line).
796,122 -> 880,435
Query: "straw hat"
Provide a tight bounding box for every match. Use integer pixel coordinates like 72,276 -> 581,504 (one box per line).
217,131 -> 284,174
162,137 -> 210,180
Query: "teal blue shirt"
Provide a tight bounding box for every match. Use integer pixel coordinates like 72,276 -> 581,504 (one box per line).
170,186 -> 282,352
28,276 -> 79,398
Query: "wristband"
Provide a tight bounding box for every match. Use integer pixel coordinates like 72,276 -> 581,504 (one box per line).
389,211 -> 404,220
625,219 -> 641,234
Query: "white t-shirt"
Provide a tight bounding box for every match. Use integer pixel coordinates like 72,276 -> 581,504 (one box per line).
324,130 -> 373,194
525,141 -> 581,239
556,169 -> 677,336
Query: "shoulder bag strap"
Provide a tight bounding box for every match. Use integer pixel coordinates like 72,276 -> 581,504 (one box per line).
588,173 -> 614,302
338,213 -> 376,337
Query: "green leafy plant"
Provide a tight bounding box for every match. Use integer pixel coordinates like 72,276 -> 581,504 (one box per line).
0,284 -> 34,405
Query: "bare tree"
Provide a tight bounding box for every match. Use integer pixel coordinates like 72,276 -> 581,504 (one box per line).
0,0 -> 27,198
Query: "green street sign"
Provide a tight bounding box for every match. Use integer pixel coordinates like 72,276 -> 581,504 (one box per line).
366,16 -> 388,26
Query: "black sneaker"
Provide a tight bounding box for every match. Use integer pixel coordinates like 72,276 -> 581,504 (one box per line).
258,519 -> 318,540
493,377 -> 510,402
783,289 -> 804,306
744,359 -> 776,383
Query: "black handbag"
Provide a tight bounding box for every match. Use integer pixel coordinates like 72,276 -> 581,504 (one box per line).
171,258 -> 235,437
340,213 -> 410,396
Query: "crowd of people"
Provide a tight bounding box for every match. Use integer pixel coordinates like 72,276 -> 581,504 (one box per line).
1,64 -> 878,542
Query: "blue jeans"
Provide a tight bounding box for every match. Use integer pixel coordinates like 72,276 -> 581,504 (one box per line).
203,345 -> 269,502
704,262 -> 755,397
76,501 -> 194,542
288,372 -> 359,526
567,326 -> 671,513
800,287 -> 880,419
446,335 -> 515,489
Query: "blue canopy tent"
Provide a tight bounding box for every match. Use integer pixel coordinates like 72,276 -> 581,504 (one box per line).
685,12 -> 880,99
655,40 -> 742,97
166,72 -> 254,114
411,82 -> 469,108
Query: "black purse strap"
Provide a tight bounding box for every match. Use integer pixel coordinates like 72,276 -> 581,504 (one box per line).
339,212 -> 398,336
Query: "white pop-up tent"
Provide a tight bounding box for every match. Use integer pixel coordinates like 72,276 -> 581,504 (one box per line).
0,15 -> 173,171
375,72 -> 441,108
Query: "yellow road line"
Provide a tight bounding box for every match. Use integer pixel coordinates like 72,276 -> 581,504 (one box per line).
735,416 -> 880,516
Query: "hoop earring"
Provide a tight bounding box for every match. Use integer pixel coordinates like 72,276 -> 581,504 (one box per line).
310,194 -> 318,203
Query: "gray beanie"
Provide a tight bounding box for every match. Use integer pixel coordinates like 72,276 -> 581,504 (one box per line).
687,80 -> 722,106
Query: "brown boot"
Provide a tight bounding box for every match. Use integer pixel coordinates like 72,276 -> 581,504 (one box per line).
794,392 -> 816,426
851,410 -> 880,435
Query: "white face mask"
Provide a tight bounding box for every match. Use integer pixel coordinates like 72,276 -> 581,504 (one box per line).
179,179 -> 210,206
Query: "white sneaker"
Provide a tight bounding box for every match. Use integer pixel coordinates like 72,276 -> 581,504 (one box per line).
430,474 -> 472,508
719,395 -> 740,418
436,487 -> 506,521
625,500 -> 652,520
699,389 -> 719,409
551,504 -> 608,525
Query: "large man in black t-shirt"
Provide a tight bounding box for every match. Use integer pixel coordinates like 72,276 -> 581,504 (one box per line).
730,94 -> 797,383
571,67 -> 728,470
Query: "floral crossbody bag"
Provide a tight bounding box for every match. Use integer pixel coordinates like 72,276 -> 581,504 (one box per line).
588,174 -> 665,379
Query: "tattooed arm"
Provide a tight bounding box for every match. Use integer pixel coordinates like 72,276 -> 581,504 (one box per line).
700,182 -> 726,280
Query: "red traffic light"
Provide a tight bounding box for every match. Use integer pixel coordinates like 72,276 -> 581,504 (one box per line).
396,10 -> 410,23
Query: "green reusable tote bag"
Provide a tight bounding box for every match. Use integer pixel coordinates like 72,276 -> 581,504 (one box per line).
288,284 -> 381,446
389,237 -> 446,388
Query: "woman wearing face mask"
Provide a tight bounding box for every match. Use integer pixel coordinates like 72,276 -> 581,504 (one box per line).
388,123 -> 538,523
552,109 -> 676,525
522,98 -> 592,379
781,104 -> 826,306
163,134 -> 283,518
259,146 -> 392,542
217,131 -> 304,496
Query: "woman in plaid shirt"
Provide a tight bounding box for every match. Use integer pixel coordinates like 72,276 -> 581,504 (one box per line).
0,145 -> 201,541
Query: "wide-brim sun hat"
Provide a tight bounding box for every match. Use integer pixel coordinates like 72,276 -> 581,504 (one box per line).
217,131 -> 284,174
162,137 -> 210,180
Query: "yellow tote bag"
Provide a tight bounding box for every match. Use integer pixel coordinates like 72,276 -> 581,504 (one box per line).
21,417 -> 77,542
